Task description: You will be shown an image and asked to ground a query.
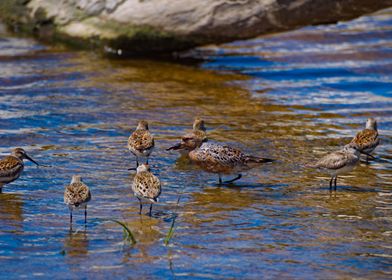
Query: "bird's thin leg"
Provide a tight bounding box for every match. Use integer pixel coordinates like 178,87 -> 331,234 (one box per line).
70,209 -> 73,225
224,174 -> 242,184
138,197 -> 142,214
329,177 -> 333,191
334,176 -> 338,191
146,158 -> 149,164
149,204 -> 153,217
218,174 -> 223,185
84,205 -> 87,224
366,155 -> 369,164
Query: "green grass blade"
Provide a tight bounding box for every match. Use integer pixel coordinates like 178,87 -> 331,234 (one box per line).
164,215 -> 177,246
111,219 -> 137,245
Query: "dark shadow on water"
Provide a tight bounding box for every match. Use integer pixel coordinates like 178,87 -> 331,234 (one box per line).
212,181 -> 285,190
332,185 -> 378,193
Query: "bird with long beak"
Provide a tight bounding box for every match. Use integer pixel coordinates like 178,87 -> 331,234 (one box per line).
0,148 -> 39,193
168,132 -> 273,184
167,117 -> 208,154
350,118 -> 380,162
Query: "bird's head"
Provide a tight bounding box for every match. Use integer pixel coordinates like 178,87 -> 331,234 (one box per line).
366,118 -> 377,130
137,120 -> 149,130
11,148 -> 39,166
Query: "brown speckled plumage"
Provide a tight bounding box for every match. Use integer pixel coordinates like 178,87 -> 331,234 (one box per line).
189,142 -> 272,175
0,148 -> 38,192
128,121 -> 154,165
169,119 -> 273,183
350,118 -> 379,154
132,164 -> 161,215
64,176 -> 91,225
64,182 -> 91,207
0,156 -> 23,182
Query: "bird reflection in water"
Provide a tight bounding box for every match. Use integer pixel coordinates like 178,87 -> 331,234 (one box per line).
63,228 -> 89,257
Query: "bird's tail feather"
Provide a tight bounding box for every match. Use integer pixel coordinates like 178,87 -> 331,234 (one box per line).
246,156 -> 274,164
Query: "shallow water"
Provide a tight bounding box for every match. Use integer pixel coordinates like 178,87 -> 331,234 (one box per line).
0,8 -> 391,279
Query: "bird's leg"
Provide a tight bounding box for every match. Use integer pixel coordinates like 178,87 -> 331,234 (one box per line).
224,174 -> 242,184
138,197 -> 142,214
70,209 -> 73,225
149,204 -> 153,217
146,158 -> 149,164
329,177 -> 333,191
0,184 -> 3,193
334,176 -> 338,191
218,174 -> 223,185
84,205 -> 87,224
366,155 -> 369,164
136,157 -> 139,168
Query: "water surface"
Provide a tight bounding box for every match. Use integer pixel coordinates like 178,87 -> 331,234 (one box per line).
0,9 -> 391,279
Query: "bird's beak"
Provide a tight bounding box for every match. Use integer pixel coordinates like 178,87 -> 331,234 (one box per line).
166,142 -> 183,151
360,151 -> 375,159
128,167 -> 137,171
25,154 -> 39,166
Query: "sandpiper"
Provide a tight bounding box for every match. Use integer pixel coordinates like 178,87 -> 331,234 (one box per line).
131,164 -> 161,216
350,118 -> 380,162
0,148 -> 38,193
168,134 -> 273,184
64,175 -> 91,226
308,144 -> 361,191
128,120 -> 154,167
166,117 -> 207,153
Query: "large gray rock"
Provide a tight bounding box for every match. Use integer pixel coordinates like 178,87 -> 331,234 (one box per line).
1,0 -> 391,54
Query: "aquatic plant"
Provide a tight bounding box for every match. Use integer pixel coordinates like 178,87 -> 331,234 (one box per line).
164,192 -> 182,246
111,219 -> 137,245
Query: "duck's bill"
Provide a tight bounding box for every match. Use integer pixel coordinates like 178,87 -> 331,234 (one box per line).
25,154 -> 39,166
360,151 -> 375,159
166,143 -> 183,151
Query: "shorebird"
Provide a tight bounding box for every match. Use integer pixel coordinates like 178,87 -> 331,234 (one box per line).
350,118 -> 380,162
130,164 -> 161,216
0,148 -> 38,193
308,144 -> 362,191
167,117 -> 207,153
168,134 -> 273,184
128,120 -> 154,167
64,175 -> 91,226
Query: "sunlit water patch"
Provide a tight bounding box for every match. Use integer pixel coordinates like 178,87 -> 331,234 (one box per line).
0,9 -> 391,279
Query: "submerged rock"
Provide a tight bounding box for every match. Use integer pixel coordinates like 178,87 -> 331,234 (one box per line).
1,0 -> 391,54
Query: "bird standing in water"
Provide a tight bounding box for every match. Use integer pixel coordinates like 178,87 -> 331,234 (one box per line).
308,144 -> 362,191
168,133 -> 273,184
350,118 -> 379,162
131,164 -> 161,216
128,120 -> 154,167
0,148 -> 38,193
64,175 -> 91,227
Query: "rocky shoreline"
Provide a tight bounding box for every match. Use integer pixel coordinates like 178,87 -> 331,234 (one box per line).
1,0 -> 391,54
